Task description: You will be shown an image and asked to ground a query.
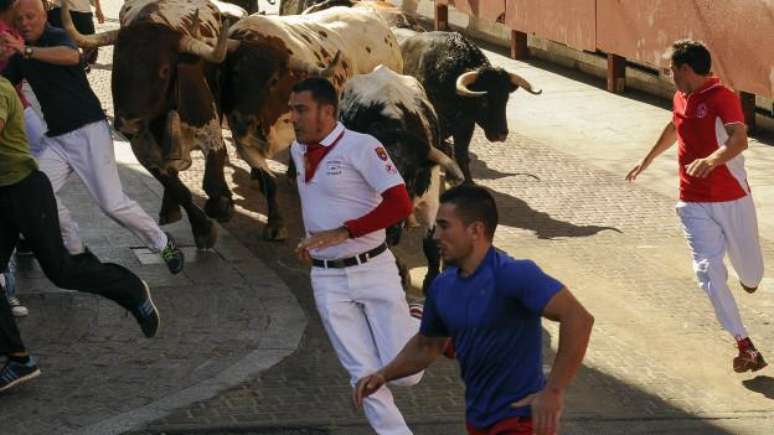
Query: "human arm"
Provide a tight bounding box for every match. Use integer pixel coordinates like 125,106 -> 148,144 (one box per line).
294,183 -> 412,260
684,122 -> 748,178
353,333 -> 447,408
94,0 -> 105,24
0,32 -> 80,66
512,288 -> 594,435
625,120 -> 677,182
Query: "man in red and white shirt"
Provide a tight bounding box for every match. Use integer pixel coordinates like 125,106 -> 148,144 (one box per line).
290,77 -> 423,434
627,40 -> 765,373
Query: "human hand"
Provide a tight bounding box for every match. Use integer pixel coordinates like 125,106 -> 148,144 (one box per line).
95,7 -> 105,24
353,372 -> 386,409
511,387 -> 564,435
685,157 -> 716,178
0,32 -> 25,55
295,227 -> 349,254
625,159 -> 650,182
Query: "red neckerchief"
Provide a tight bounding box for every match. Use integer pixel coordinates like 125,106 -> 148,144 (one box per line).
304,129 -> 345,183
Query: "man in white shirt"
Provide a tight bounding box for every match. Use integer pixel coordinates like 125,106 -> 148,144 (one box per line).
291,77 -> 423,435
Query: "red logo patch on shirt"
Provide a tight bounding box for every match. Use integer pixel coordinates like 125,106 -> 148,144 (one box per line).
375,146 -> 388,161
696,103 -> 708,119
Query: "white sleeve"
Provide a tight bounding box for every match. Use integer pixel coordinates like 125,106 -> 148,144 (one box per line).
351,136 -> 405,193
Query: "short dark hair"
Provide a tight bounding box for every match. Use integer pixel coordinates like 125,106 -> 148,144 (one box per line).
291,77 -> 338,113
440,184 -> 498,240
670,39 -> 711,75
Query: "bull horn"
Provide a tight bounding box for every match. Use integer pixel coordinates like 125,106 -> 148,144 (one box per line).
289,50 -> 342,78
455,70 -> 486,97
508,71 -> 542,95
61,1 -> 117,47
428,146 -> 464,185
179,21 -> 231,63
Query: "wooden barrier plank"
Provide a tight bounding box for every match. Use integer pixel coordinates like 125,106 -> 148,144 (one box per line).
607,54 -> 626,94
510,30 -> 528,60
435,2 -> 448,31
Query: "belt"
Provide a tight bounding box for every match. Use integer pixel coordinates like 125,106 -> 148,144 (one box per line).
311,243 -> 387,269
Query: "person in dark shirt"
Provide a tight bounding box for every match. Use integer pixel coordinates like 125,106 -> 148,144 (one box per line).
0,75 -> 160,394
354,184 -> 595,435
0,0 -> 184,274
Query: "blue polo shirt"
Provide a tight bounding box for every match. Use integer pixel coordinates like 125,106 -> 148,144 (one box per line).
420,247 -> 563,429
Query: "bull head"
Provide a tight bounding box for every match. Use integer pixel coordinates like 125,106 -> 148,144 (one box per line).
455,69 -> 542,97
61,2 -> 235,63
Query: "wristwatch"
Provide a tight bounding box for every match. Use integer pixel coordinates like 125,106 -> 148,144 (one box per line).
23,46 -> 33,59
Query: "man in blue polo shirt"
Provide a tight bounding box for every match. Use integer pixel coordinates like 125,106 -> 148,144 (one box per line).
0,0 -> 183,273
353,184 -> 594,435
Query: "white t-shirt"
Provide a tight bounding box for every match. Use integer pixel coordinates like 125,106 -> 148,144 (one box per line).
291,122 -> 405,260
50,0 -> 93,13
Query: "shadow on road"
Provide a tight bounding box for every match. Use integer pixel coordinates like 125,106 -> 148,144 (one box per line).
742,375 -> 774,400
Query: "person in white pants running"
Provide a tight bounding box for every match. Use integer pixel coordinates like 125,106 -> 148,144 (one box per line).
627,39 -> 766,373
1,0 -> 183,274
291,77 -> 423,435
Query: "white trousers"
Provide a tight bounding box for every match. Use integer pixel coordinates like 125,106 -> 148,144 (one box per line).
36,120 -> 167,254
311,249 -> 422,435
676,195 -> 764,339
23,106 -> 45,157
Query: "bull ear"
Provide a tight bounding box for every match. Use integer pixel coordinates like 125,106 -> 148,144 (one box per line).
175,62 -> 216,128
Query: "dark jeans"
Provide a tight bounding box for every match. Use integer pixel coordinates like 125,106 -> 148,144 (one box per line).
47,8 -> 98,64
0,171 -> 146,355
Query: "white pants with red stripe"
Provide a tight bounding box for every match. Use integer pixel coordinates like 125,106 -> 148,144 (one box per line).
676,195 -> 764,339
311,248 -> 422,435
36,120 -> 167,254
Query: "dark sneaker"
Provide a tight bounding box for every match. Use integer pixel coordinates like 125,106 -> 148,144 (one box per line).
160,232 -> 184,274
734,348 -> 767,373
0,358 -> 41,393
131,280 -> 160,338
740,281 -> 758,294
8,296 -> 29,317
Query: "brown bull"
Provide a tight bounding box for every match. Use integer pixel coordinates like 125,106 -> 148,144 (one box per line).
62,0 -> 240,249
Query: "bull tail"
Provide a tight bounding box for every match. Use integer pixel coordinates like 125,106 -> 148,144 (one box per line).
428,146 -> 463,185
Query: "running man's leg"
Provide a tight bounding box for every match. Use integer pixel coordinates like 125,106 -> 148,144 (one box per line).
311,268 -> 412,435
62,122 -> 168,252
676,201 -> 748,339
719,196 -> 764,289
357,251 -> 423,387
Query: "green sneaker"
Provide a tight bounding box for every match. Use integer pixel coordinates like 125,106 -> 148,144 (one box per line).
160,232 -> 184,274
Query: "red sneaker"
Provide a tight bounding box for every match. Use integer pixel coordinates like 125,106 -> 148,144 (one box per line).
733,348 -> 767,373
409,303 -> 423,320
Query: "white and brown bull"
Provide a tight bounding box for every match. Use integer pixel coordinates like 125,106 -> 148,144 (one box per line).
61,0 -> 241,249
222,6 -> 403,240
340,65 -> 462,292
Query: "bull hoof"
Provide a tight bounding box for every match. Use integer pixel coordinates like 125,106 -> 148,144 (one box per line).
205,196 -> 235,223
194,221 -> 218,249
159,207 -> 183,226
262,223 -> 288,241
